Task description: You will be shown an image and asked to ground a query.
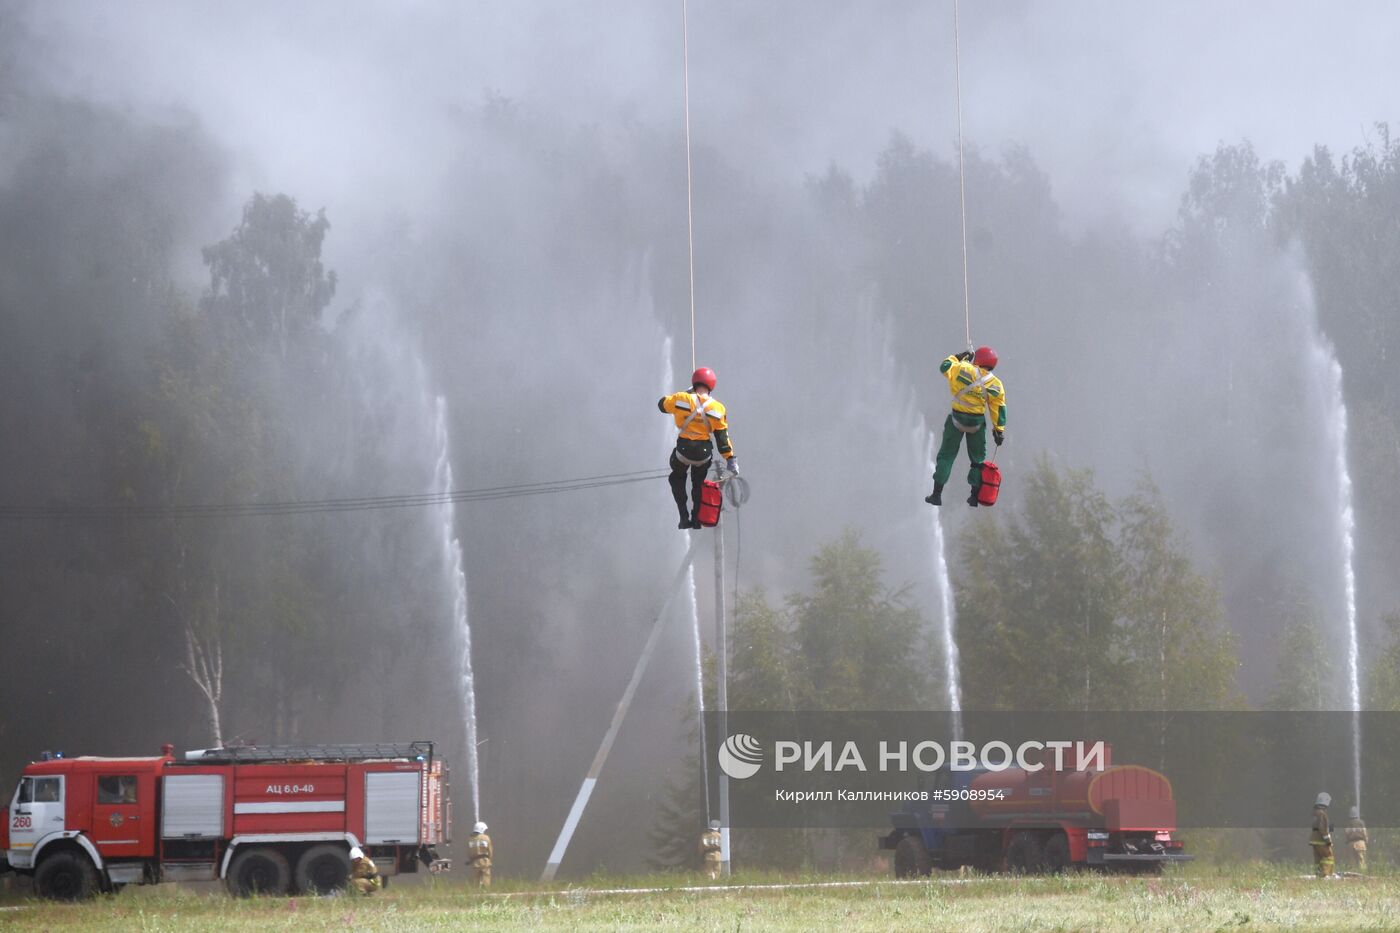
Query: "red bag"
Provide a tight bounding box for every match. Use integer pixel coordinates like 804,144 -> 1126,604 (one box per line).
976,461 -> 1002,506
697,480 -> 724,527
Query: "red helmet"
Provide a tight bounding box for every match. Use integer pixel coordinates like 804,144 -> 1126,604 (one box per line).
973,346 -> 998,369
691,367 -> 717,391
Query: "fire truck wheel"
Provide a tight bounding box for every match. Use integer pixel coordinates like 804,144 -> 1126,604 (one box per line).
294,844 -> 351,895
1006,832 -> 1046,875
1043,833 -> 1072,874
893,834 -> 932,879
227,847 -> 291,896
34,850 -> 100,900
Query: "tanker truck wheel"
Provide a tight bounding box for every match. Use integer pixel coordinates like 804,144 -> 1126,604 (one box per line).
1043,833 -> 1073,874
227,847 -> 291,896
1006,832 -> 1045,875
295,844 -> 351,895
893,834 -> 932,879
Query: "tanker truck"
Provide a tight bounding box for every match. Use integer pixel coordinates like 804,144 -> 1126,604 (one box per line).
2,742 -> 450,899
878,747 -> 1191,876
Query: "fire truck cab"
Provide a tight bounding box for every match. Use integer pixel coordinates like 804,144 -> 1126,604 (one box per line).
1,742 -> 450,899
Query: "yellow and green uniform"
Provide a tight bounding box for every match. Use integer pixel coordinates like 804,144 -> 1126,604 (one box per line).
1309,806 -> 1334,877
699,829 -> 723,879
933,355 -> 1007,488
350,854 -> 382,895
466,831 -> 493,886
659,391 -> 735,524
1345,818 -> 1368,870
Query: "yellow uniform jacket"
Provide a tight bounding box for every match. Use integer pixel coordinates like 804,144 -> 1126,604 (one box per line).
659,391 -> 735,458
1310,807 -> 1332,846
466,832 -> 493,868
940,355 -> 1007,430
350,854 -> 382,891
699,829 -> 723,862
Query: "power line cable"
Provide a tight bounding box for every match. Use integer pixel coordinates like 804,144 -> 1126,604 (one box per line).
0,469 -> 670,521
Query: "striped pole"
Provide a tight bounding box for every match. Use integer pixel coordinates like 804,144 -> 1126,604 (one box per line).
541,538 -> 702,880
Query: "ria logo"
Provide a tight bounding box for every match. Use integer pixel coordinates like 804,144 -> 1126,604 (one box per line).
717,733 -> 764,780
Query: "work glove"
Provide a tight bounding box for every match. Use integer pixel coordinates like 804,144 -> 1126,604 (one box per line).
726,458 -> 740,475
956,350 -> 973,362
993,429 -> 1004,447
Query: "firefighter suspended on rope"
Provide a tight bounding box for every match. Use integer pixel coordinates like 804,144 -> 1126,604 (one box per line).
926,346 -> 1006,508
660,367 -> 737,529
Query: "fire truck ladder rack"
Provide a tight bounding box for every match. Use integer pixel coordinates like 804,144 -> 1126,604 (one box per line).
180,741 -> 435,765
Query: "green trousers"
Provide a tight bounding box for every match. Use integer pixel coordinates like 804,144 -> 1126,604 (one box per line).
934,412 -> 986,488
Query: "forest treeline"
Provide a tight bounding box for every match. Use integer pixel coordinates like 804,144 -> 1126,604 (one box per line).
651,458 -> 1400,868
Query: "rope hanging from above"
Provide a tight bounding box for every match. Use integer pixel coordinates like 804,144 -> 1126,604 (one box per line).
681,0 -> 698,371
952,0 -> 973,351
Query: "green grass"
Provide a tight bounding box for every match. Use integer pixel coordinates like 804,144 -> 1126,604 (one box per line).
2,864 -> 1398,932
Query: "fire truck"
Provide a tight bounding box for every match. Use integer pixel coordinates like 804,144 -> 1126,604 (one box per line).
0,742 -> 450,899
879,748 -> 1192,876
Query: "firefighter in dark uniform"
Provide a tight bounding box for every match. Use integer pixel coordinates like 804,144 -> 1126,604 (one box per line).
1310,792 -> 1334,878
699,820 -> 723,880
1345,806 -> 1368,872
466,821 -> 493,887
659,367 -> 737,529
348,846 -> 382,895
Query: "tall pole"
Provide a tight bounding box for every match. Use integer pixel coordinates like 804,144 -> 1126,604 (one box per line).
540,539 -> 700,881
713,516 -> 730,877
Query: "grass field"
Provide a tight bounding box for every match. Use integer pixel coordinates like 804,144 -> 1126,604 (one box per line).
1,864 -> 1395,931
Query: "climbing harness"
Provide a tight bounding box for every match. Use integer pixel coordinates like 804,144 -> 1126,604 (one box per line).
953,370 -> 995,404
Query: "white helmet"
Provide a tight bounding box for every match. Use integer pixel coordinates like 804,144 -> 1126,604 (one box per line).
474,821 -> 488,834
1350,806 -> 1360,820
709,820 -> 721,830
348,846 -> 364,860
1316,792 -> 1331,807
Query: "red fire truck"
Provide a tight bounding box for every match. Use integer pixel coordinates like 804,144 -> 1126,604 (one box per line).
1,742 -> 450,899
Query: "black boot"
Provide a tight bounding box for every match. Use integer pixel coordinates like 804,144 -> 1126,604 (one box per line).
967,489 -> 980,507
924,483 -> 944,506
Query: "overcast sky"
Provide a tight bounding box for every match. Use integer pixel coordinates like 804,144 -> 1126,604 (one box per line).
20,1 -> 1400,236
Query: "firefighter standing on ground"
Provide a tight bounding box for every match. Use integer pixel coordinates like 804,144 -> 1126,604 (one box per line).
699,820 -> 723,880
659,367 -> 737,529
348,846 -> 382,895
1310,792 -> 1334,878
467,821 -> 493,887
926,346 -> 1006,507
1345,807 -> 1369,872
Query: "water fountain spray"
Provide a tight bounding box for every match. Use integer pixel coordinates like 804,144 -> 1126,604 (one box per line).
432,395 -> 481,823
